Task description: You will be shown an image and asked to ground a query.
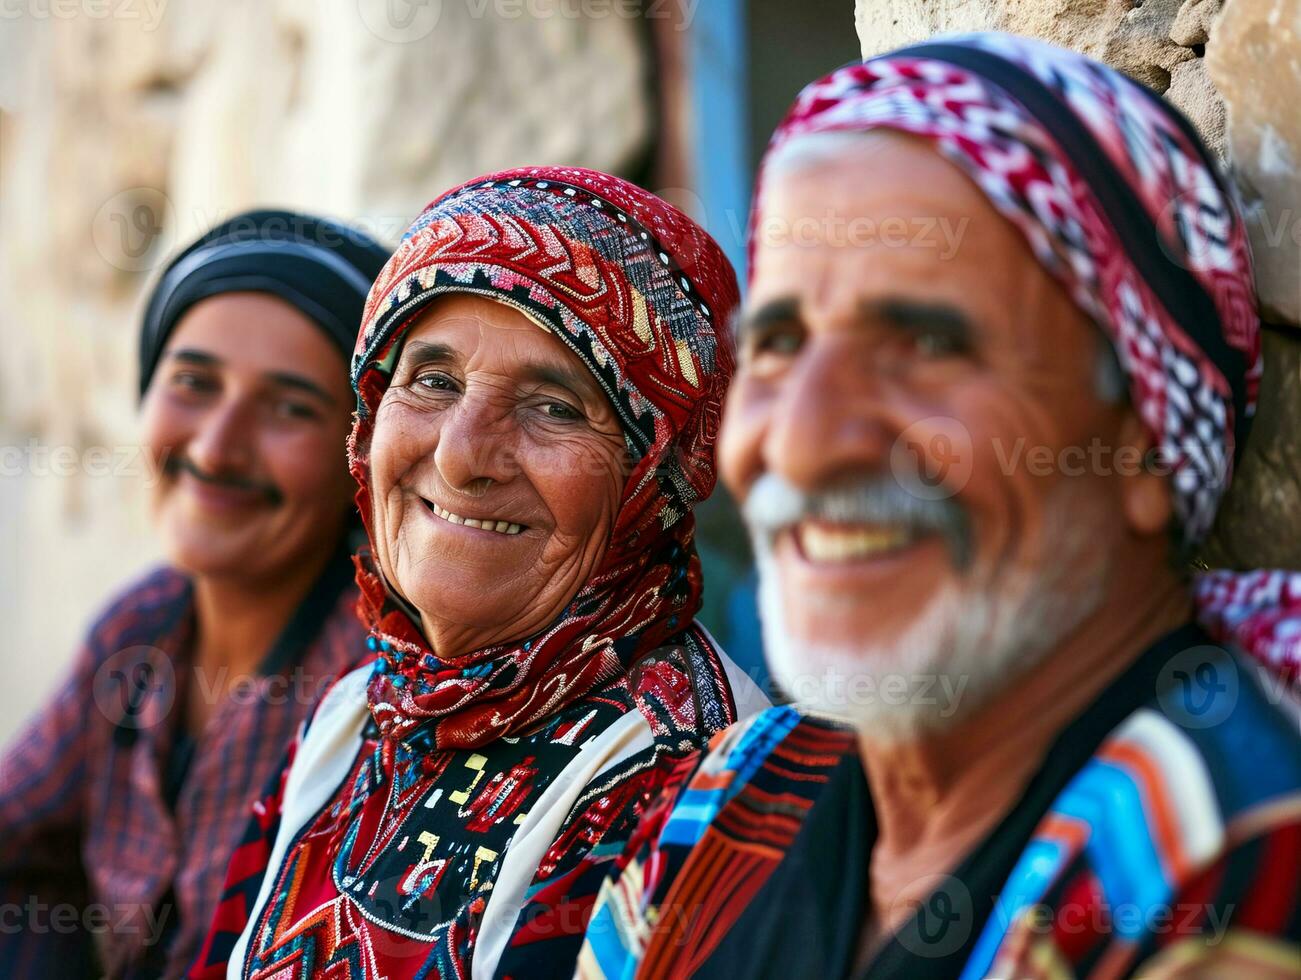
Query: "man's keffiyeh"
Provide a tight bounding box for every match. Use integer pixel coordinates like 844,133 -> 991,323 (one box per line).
753,34 -> 1296,680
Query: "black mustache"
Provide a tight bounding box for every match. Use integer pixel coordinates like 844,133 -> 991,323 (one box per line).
165,455 -> 284,505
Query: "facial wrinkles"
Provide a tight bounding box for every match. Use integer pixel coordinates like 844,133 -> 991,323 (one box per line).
977,342 -> 1122,585
792,353 -> 1043,593
913,199 -> 1110,590
368,299 -> 629,653
734,135 -> 1136,732
951,356 -> 1074,582
752,472 -> 1112,738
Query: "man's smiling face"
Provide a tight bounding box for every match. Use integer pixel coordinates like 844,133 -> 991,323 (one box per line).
722,132 -> 1152,734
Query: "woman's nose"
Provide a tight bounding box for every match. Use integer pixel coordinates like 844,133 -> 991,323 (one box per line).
432,393 -> 521,492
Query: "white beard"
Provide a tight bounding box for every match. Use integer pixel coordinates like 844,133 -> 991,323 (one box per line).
754,481 -> 1113,742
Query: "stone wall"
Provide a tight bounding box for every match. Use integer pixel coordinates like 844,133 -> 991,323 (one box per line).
855,0 -> 1301,568
0,0 -> 654,741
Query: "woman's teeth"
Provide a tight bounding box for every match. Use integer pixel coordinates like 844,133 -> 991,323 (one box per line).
428,501 -> 523,535
797,522 -> 912,563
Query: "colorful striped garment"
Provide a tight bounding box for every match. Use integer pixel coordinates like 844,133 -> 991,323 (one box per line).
188,633 -> 767,980
579,624 -> 1301,979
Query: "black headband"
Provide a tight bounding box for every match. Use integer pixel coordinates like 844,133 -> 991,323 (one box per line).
138,209 -> 391,397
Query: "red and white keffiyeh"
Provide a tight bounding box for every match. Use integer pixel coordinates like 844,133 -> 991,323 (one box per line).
754,33 -> 1296,681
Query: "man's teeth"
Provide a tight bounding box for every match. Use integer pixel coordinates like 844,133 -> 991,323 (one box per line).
797,523 -> 912,563
429,501 -> 523,535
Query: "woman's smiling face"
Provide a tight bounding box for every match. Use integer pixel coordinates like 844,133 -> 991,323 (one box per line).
367,294 -> 631,657
140,292 -> 356,585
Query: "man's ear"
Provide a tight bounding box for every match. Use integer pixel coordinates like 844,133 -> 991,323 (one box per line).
1119,412 -> 1173,536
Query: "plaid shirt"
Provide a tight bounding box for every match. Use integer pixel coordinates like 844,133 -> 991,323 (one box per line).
0,559 -> 365,978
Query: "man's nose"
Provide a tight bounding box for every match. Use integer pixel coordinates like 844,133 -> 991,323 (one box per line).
187,398 -> 256,475
432,391 -> 521,492
761,341 -> 895,494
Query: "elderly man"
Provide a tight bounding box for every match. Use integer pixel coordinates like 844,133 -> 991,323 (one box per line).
578,34 -> 1301,979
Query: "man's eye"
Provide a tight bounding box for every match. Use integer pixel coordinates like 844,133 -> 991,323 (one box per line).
745,324 -> 805,362
914,330 -> 970,359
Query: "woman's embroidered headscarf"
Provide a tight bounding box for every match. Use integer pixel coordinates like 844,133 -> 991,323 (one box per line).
348,166 -> 740,747
755,34 -> 1300,681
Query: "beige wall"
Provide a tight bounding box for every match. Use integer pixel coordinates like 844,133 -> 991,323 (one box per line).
0,0 -> 654,743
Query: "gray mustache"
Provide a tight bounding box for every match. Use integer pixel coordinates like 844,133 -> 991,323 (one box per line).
742,472 -> 973,570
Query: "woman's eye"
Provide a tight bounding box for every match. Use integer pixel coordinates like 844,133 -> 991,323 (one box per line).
544,402 -> 581,421
415,372 -> 457,392
172,371 -> 216,394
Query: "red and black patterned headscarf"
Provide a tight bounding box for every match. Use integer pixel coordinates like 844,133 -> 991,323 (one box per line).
347,166 -> 740,747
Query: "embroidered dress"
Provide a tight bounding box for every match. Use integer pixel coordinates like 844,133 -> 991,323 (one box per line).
580,625 -> 1301,978
190,167 -> 767,980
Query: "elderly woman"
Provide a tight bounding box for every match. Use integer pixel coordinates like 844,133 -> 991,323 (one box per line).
190,168 -> 764,979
